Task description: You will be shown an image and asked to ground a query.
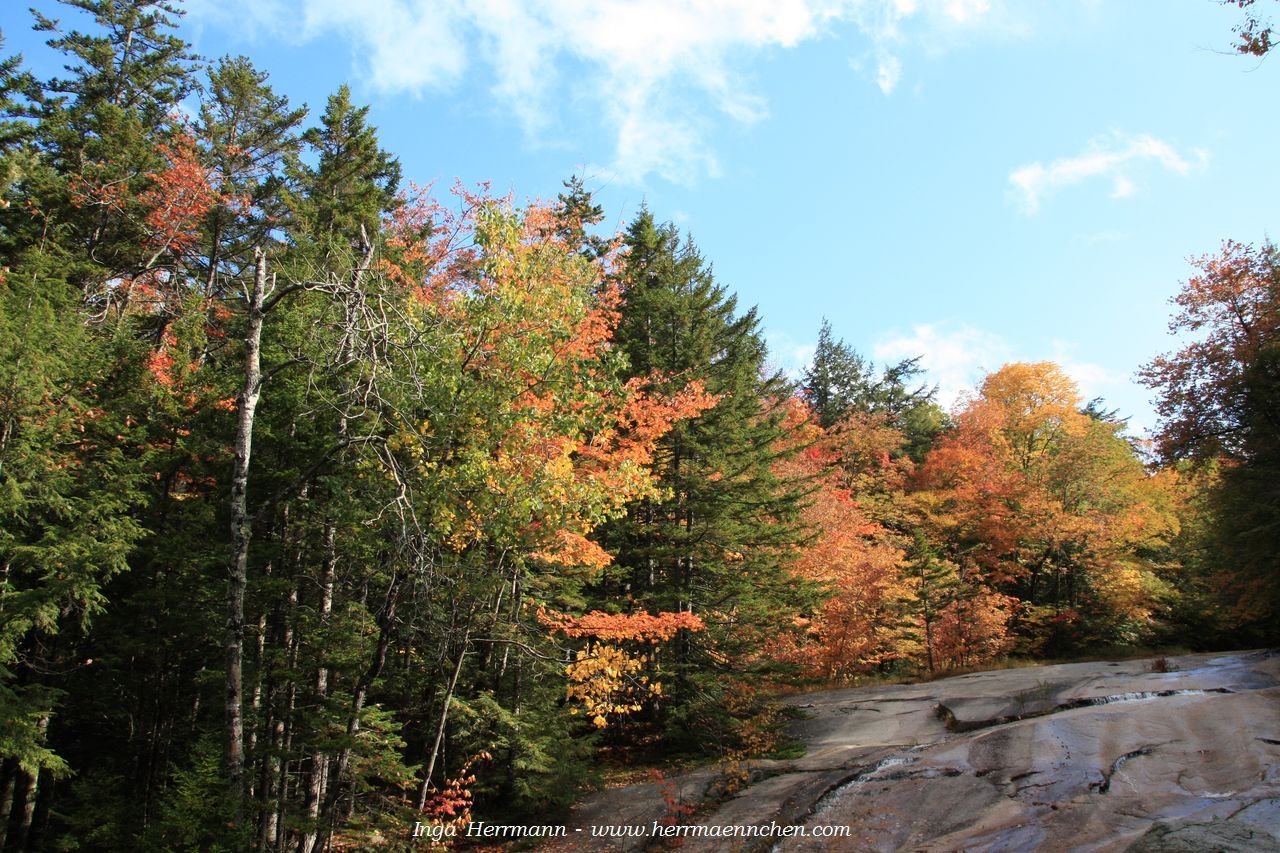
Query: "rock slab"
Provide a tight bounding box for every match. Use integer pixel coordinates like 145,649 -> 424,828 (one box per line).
558,651 -> 1280,852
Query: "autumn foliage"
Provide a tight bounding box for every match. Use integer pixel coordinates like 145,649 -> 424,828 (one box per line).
0,7 -> 1268,849
769,406 -> 911,678
538,607 -> 704,726
774,359 -> 1185,676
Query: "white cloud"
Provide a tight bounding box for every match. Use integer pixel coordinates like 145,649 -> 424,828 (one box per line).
871,324 -> 1130,416
1008,132 -> 1208,214
873,323 -> 1012,411
845,0 -> 1010,96
1047,339 -> 1124,400
765,331 -> 818,381
876,53 -> 903,94
943,0 -> 991,24
1109,174 -> 1136,200
193,0 -> 1008,184
299,0 -> 470,92
1048,339 -> 1155,434
1074,229 -> 1124,247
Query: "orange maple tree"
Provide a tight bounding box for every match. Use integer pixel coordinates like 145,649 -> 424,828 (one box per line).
538,606 -> 705,727
767,400 -> 912,678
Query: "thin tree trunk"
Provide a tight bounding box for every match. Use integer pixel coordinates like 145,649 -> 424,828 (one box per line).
313,569 -> 404,849
277,593 -> 298,853
257,696 -> 281,852
29,767 -> 54,851
339,580 -> 400,776
416,625 -> 470,811
227,250 -> 268,822
300,330 -> 351,853
923,607 -> 936,674
248,592 -> 269,806
258,556 -> 286,853
297,531 -> 336,853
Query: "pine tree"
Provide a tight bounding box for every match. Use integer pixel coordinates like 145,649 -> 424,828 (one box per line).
552,174 -> 609,260
0,7 -> 196,842
901,532 -> 962,673
0,239 -> 149,850
25,0 -> 199,289
0,33 -> 35,158
803,319 -> 873,429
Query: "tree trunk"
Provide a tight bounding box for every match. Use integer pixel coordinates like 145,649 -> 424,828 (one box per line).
0,756 -> 17,851
276,581 -> 299,852
297,530 -> 335,852
416,623 -> 470,812
10,769 -> 36,852
300,327 -> 351,853
257,557 -> 287,853
313,569 -> 404,850
227,250 -> 268,822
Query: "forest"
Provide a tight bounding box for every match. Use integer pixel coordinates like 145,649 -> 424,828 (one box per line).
0,1 -> 1277,850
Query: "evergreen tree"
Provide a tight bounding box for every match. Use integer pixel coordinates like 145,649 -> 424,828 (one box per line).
901,532 -> 962,674
24,0 -> 199,289
195,55 -> 307,289
1213,343 -> 1280,638
288,85 -> 400,255
0,7 -> 195,842
552,174 -> 609,260
0,33 -> 35,158
599,210 -> 813,748
803,319 -> 872,429
0,235 -> 149,850
803,319 -> 945,459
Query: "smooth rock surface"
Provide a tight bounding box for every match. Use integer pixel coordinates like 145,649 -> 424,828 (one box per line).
555,650 -> 1280,852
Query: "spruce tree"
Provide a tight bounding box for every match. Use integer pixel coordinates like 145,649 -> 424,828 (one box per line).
288,85 -> 400,256
902,531 -> 962,674
25,0 -> 199,289
552,175 -> 609,260
803,319 -> 873,429
0,7 -> 194,842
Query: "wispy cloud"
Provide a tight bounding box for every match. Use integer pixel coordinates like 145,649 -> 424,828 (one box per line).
872,324 -> 1127,415
765,330 -> 818,382
1073,229 -> 1125,247
876,53 -> 903,94
1008,132 -> 1208,214
192,0 -> 1007,184
1047,339 -> 1124,400
845,0 -> 1006,96
873,322 -> 1012,410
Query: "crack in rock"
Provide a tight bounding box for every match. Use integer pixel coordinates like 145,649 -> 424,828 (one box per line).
1089,746 -> 1158,794
936,688 -> 1235,733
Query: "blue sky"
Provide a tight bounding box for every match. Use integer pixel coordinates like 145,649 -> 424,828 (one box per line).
5,0 -> 1277,433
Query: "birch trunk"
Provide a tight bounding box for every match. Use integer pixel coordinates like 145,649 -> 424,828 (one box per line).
227,250 -> 268,821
